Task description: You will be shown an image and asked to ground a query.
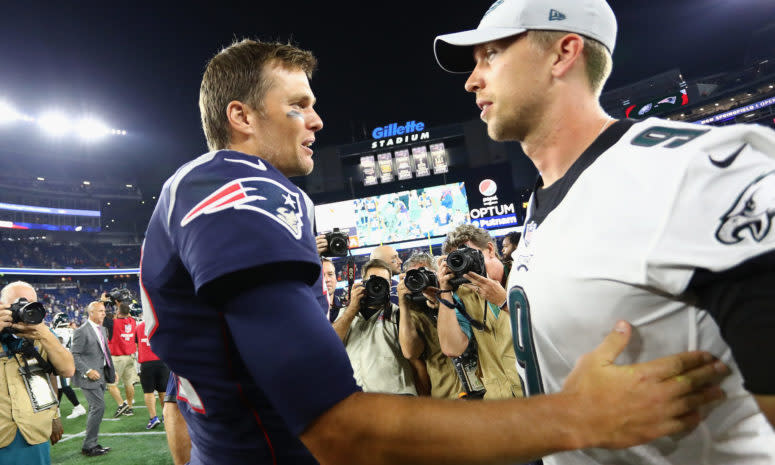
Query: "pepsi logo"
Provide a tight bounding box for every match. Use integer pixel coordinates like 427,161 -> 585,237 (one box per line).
479,179 -> 497,197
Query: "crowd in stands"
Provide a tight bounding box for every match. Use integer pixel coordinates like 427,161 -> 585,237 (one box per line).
0,240 -> 140,269
0,278 -> 140,327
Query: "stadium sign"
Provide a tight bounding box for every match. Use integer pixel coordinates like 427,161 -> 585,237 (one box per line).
371,120 -> 430,149
467,176 -> 519,230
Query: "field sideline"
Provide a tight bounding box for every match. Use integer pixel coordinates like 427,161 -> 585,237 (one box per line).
52,385 -> 173,465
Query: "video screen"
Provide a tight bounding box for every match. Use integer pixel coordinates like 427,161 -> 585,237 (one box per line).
315,182 -> 469,248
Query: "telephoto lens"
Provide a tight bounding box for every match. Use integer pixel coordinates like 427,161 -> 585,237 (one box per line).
325,228 -> 350,257
446,246 -> 486,288
361,275 -> 391,309
404,267 -> 439,303
9,298 -> 46,325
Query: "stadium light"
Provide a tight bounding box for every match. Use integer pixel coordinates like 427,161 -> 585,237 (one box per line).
82,181 -> 90,185
38,111 -> 71,136
0,101 -> 21,124
125,184 -> 133,188
76,118 -> 109,141
0,99 -> 127,140
36,177 -> 45,181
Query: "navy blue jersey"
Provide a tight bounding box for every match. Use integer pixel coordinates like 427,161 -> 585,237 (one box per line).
140,150 -> 359,464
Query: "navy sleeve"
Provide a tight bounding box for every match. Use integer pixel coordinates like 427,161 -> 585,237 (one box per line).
212,276 -> 361,436
687,250 -> 775,394
168,159 -> 321,293
164,372 -> 178,403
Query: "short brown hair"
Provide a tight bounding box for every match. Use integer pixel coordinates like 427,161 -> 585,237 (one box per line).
362,259 -> 392,279
443,224 -> 500,259
199,39 -> 317,151
118,302 -> 131,315
528,30 -> 612,97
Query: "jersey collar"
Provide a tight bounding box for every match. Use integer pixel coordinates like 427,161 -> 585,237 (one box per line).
528,119 -> 637,227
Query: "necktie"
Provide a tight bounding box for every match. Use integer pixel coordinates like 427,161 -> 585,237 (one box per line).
97,326 -> 111,368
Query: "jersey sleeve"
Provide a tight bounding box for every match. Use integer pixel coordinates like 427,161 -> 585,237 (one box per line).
166,157 -> 321,293
223,280 -> 360,435
646,124 -> 775,295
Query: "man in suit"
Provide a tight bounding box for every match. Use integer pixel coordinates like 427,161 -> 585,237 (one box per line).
71,301 -> 115,457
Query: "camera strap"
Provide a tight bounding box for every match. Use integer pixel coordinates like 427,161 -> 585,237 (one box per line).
17,339 -> 55,374
14,342 -> 58,412
437,294 -> 486,331
344,250 -> 355,306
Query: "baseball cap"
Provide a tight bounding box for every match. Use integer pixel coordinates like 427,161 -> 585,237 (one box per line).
434,0 -> 617,73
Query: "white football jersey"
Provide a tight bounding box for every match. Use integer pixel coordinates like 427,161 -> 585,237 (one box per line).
507,118 -> 775,464
53,326 -> 73,350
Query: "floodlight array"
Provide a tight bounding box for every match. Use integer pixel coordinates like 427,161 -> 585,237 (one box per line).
0,99 -> 127,140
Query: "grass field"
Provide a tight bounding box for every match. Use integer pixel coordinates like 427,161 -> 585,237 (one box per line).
52,384 -> 173,465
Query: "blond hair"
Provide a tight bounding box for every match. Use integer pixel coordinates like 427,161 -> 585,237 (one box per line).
528,30 -> 612,96
443,224 -> 500,259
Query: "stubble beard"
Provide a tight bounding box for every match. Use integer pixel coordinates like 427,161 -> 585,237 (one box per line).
487,107 -> 529,143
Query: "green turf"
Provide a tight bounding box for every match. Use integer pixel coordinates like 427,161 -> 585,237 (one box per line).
52,384 -> 173,465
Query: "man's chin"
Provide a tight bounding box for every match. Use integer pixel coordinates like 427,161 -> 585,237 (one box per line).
487,122 -> 519,143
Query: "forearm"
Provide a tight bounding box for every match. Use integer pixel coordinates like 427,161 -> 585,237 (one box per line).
302,392 -> 582,465
436,305 -> 468,357
398,305 -> 424,359
41,332 -> 75,377
332,309 -> 356,342
163,402 -> 192,465
409,359 -> 431,396
754,394 -> 775,427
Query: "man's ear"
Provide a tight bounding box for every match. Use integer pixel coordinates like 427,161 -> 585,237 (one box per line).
551,33 -> 585,79
226,100 -> 255,139
486,242 -> 497,259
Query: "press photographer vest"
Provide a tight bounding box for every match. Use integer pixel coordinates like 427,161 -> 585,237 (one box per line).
456,287 -> 522,400
0,339 -> 58,447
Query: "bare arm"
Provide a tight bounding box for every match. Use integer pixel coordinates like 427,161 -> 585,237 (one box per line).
754,394 -> 775,427
331,284 -> 363,342
163,401 -> 192,465
301,321 -> 729,465
434,261 -> 469,357
397,280 -> 425,360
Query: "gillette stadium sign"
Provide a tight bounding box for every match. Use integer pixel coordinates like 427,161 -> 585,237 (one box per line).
468,178 -> 519,230
371,120 -> 430,149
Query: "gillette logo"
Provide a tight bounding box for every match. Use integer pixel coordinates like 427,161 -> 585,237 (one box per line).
372,121 -> 426,139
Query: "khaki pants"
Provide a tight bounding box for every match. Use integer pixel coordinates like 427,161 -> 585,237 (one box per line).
109,355 -> 138,386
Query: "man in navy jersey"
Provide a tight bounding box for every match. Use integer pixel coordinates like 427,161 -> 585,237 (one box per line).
140,39 -> 729,464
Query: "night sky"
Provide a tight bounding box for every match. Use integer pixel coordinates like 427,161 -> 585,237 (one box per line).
1,0 -> 774,196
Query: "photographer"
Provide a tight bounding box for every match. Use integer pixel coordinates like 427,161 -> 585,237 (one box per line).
332,259 -> 418,395
398,253 -> 462,399
321,258 -> 342,322
437,224 -> 522,399
0,281 -> 73,464
106,301 -> 137,418
370,245 -> 402,305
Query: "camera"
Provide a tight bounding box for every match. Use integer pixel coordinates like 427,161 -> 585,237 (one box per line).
9,298 -> 46,326
404,267 -> 439,303
324,228 -> 350,257
360,275 -> 390,310
106,288 -> 133,304
446,245 -> 486,289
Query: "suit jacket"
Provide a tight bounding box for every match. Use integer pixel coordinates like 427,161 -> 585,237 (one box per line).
71,322 -> 116,389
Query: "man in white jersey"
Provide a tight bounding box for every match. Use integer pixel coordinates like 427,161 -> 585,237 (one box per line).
434,0 -> 775,464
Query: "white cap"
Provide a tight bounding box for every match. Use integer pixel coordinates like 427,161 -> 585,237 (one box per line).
434,0 -> 617,73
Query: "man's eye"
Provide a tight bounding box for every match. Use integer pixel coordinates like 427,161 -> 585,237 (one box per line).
485,50 -> 497,62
